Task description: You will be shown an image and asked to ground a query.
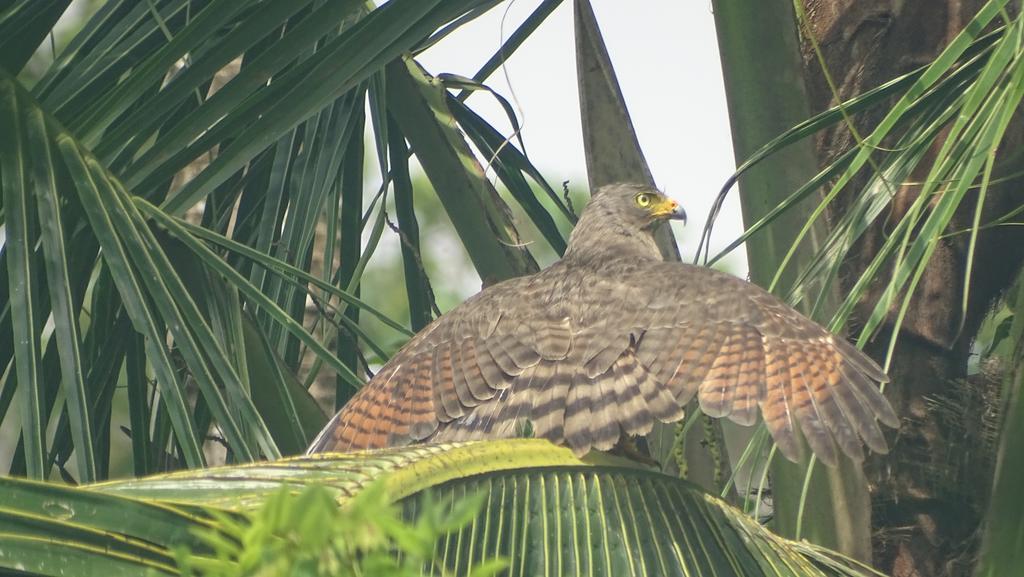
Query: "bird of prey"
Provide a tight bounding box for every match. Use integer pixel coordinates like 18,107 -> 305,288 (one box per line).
308,183 -> 898,466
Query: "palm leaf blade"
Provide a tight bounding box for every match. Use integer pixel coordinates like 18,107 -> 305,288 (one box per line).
0,441 -> 876,577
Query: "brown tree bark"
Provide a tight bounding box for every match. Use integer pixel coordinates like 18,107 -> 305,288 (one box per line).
797,2 -> 1024,576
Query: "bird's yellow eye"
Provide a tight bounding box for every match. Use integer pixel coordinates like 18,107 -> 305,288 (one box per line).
634,193 -> 653,208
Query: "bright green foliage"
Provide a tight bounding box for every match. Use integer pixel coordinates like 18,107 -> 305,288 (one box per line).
0,0 -> 573,483
975,274 -> 1024,577
174,483 -> 504,577
0,440 -> 880,577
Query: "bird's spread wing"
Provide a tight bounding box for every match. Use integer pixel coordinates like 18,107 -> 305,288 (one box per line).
307,262 -> 898,466
306,273 -> 552,454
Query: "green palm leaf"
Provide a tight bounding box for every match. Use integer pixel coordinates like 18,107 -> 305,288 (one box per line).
0,0 -> 565,480
0,440 -> 879,577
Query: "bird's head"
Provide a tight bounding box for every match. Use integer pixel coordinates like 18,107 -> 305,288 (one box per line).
591,183 -> 686,229
565,183 -> 686,261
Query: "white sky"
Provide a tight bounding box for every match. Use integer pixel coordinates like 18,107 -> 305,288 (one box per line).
419,0 -> 747,270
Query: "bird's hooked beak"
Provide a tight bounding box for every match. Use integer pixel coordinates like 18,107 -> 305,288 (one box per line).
651,196 -> 687,225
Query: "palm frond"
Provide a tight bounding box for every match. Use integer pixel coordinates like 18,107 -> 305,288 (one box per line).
0,441 -> 881,577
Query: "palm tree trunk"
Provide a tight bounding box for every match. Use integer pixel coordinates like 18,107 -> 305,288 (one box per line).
712,0 -> 874,562
797,2 -> 1024,575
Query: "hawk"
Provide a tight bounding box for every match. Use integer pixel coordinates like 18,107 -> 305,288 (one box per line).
308,183 -> 898,466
